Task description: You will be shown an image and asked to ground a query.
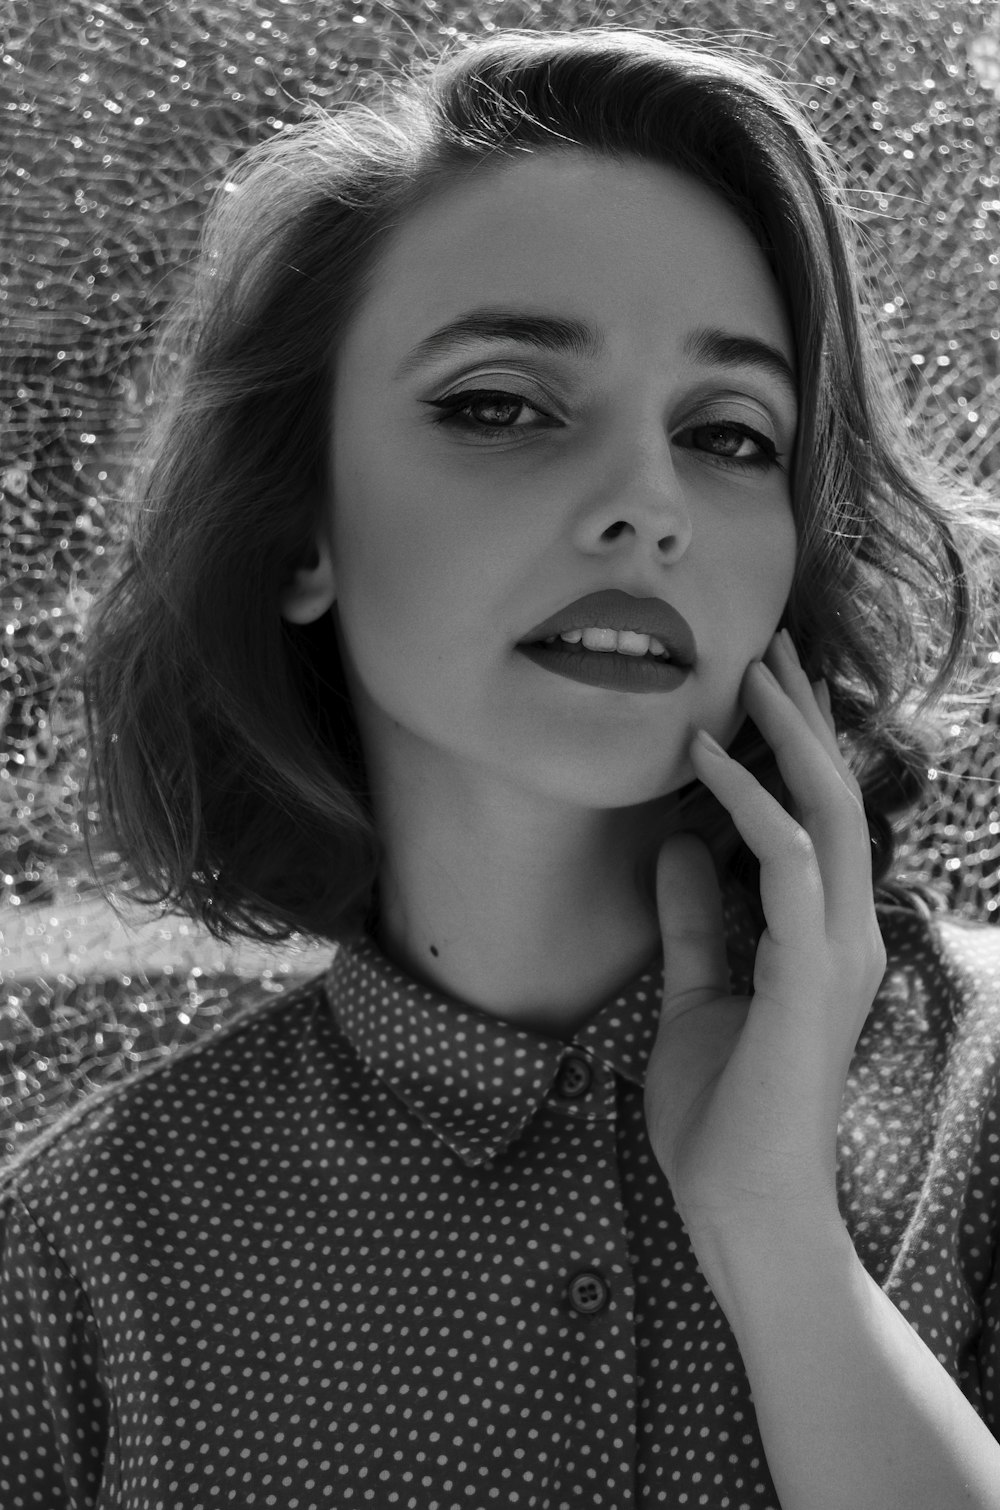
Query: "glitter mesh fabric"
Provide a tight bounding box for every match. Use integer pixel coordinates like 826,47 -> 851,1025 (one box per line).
2,0 -> 999,1163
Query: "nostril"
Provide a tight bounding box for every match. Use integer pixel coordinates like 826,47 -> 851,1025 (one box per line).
602,520 -> 629,540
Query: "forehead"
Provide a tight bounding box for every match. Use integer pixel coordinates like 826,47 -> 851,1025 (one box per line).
345,148 -> 793,371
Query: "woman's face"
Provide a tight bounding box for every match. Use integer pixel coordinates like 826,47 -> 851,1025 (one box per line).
286,148 -> 799,811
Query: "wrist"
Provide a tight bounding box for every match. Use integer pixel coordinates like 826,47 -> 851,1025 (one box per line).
681,1197 -> 855,1320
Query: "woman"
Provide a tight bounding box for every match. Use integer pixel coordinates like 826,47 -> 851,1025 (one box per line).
2,27 -> 999,1507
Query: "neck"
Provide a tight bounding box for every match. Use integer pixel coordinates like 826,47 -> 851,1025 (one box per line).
368,758 -> 674,1040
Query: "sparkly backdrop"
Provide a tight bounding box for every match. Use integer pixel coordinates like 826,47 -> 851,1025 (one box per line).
2,0 -> 999,1161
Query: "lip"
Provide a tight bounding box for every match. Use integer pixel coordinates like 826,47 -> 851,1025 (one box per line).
519,589 -> 697,667
518,640 -> 691,694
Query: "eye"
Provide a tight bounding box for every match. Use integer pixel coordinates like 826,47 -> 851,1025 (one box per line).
674,419 -> 782,471
425,387 -> 556,442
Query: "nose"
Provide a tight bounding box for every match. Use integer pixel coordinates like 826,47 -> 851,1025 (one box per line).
571,437 -> 692,563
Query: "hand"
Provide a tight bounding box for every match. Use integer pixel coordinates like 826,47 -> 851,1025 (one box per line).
644,628 -> 887,1242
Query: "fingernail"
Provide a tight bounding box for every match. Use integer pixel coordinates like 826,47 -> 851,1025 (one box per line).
695,728 -> 727,757
779,627 -> 800,662
753,659 -> 781,690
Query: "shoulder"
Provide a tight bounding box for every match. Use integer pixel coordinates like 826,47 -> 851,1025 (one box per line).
928,910 -> 1000,988
855,904 -> 1000,1118
878,903 -> 1000,1031
1,965 -> 344,1214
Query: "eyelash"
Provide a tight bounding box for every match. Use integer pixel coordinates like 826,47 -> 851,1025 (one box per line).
426,387 -> 783,471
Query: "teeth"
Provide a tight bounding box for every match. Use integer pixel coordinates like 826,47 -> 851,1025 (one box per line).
541,626 -> 672,658
616,630 -> 653,657
581,628 -> 619,652
578,627 -> 670,657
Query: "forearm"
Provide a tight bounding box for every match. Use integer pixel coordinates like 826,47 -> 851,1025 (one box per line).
691,1212 -> 1000,1510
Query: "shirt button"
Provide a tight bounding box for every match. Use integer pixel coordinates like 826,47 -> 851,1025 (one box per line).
567,1269 -> 610,1315
554,1052 -> 593,1100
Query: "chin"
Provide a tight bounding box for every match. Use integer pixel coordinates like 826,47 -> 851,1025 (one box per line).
529,753 -> 696,810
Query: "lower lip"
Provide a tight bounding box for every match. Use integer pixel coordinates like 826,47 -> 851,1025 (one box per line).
517,642 -> 692,693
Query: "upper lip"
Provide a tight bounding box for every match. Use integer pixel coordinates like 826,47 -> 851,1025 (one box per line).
520,589 -> 697,668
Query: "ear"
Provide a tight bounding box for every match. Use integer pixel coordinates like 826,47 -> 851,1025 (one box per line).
279,533 -> 337,625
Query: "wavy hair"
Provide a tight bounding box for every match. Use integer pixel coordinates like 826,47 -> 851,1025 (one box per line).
81,26 -> 1000,945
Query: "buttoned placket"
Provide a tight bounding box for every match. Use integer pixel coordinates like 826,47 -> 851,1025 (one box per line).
544,1045 -> 635,1323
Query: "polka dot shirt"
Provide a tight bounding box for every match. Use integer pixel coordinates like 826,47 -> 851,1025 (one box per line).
2,886 -> 1000,1508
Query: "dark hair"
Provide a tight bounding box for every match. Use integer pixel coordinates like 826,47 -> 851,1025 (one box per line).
81,26 -> 1000,946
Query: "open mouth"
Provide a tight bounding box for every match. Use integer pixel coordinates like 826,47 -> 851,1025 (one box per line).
517,637 -> 692,693
517,590 -> 696,692
536,627 -> 678,661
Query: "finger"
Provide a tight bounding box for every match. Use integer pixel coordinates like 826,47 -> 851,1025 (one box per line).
769,631 -> 863,801
812,675 -> 835,736
704,664 -> 874,951
690,728 -> 828,951
810,677 -> 865,797
655,831 -> 731,1021
771,630 -> 838,755
771,631 -> 865,803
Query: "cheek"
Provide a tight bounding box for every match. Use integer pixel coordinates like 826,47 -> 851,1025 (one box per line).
330,431 -> 444,629
328,440 -> 494,706
711,501 -> 796,632
775,510 -> 798,607
749,503 -> 797,616
329,421 -> 535,648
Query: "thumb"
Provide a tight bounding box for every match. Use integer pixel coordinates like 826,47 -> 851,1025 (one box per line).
656,833 -> 731,1020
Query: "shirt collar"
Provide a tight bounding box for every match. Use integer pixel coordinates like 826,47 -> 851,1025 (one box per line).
324,878 -> 759,1168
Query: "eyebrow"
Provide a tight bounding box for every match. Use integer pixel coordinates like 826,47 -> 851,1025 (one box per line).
394,310 -> 602,378
393,307 -> 797,399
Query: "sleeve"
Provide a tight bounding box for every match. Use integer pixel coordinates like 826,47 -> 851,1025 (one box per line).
0,1192 -> 109,1508
965,938 -> 1000,1441
980,1249 -> 1000,1440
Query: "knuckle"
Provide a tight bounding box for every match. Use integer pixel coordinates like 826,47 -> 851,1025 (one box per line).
782,820 -> 818,866
852,929 -> 888,993
832,777 -> 868,827
870,933 -> 889,980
